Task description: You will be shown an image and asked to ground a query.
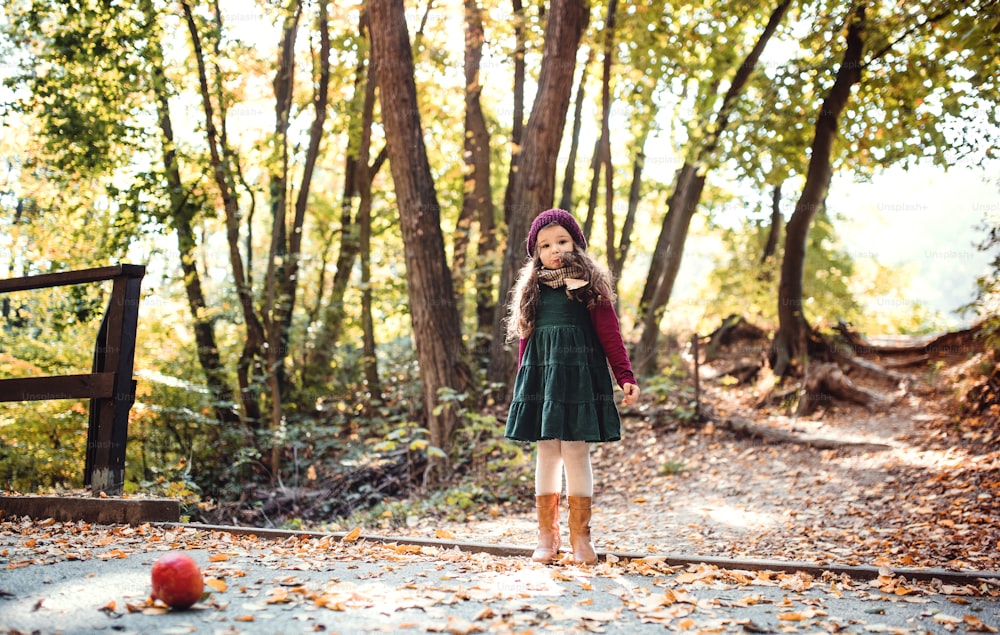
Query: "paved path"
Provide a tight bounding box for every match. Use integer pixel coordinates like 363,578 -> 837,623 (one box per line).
2,523 -> 999,634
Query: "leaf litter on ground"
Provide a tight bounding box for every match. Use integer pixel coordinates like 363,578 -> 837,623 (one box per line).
2,520 -> 999,634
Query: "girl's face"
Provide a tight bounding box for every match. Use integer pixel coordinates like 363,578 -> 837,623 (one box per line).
536,223 -> 575,270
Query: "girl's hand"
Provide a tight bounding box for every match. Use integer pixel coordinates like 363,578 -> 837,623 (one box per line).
621,383 -> 640,406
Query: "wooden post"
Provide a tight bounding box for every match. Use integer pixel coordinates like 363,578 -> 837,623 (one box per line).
692,333 -> 701,416
85,266 -> 144,495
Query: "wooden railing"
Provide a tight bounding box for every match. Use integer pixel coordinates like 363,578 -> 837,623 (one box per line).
0,264 -> 145,495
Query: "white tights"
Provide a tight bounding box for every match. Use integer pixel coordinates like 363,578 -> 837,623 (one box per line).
535,439 -> 593,498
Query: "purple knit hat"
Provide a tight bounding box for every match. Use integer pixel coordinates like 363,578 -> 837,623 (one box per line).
526,209 -> 587,256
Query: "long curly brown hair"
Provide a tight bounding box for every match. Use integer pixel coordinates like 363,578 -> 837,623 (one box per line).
504,232 -> 617,342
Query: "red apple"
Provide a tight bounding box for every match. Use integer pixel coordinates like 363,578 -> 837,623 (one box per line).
151,552 -> 204,609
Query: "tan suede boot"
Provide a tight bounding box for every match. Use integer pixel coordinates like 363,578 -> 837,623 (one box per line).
531,493 -> 561,563
567,495 -> 597,565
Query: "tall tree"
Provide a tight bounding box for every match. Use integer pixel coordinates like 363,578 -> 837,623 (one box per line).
634,0 -> 793,375
772,6 -> 864,377
180,1 -> 267,430
501,0 -> 529,226
452,0 -> 495,327
487,0 -> 589,388
558,48 -> 595,213
770,0 -> 998,373
139,0 -> 240,430
357,60 -> 381,400
301,10 -> 387,392
368,0 -> 466,482
581,0 -> 618,272
258,0 -> 332,475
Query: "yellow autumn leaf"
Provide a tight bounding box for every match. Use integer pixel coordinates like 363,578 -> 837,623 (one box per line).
343,527 -> 362,542
209,553 -> 229,562
435,529 -> 456,540
205,577 -> 227,592
234,615 -> 255,622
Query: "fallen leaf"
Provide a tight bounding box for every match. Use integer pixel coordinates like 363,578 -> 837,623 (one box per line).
343,527 -> 362,543
965,615 -> 1000,633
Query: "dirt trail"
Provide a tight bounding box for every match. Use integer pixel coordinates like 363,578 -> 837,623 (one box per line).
399,332 -> 1000,573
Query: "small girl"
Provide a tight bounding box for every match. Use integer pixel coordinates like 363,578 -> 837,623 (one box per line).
504,209 -> 640,564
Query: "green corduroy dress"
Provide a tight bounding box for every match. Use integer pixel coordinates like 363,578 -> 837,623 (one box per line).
505,285 -> 622,443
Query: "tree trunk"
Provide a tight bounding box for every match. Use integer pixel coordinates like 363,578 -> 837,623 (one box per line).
582,137 -> 600,239
638,178 -> 675,316
454,0 -> 494,318
761,183 -> 782,265
181,0 -> 265,430
634,166 -> 705,375
302,12 -> 371,390
263,0 -> 302,481
142,0 -> 240,429
581,0 -> 619,248
600,0 -> 618,271
796,362 -> 887,416
278,0 -> 330,379
583,137 -> 600,239
501,0 -> 527,226
635,0 -> 793,374
558,48 -> 593,212
464,0 -> 499,338
357,57 -> 381,400
773,6 -> 866,377
369,0 -> 465,483
612,143 -> 645,285
487,0 -> 589,388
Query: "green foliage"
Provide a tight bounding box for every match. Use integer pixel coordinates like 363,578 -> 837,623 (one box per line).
702,206 -> 945,334
1,0 -> 997,511
960,207 -> 1000,349
659,459 -> 687,476
0,400 -> 89,491
2,0 -> 156,177
0,283 -> 111,492
639,354 -> 691,401
324,387 -> 533,528
438,386 -> 530,488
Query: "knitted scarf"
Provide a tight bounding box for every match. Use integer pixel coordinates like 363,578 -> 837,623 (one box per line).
538,264 -> 588,291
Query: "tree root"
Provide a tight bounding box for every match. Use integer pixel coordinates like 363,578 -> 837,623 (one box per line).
716,414 -> 891,451
796,362 -> 900,416
703,314 -> 768,362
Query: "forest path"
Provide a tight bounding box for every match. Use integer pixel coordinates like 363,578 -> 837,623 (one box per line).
400,331 -> 1000,573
